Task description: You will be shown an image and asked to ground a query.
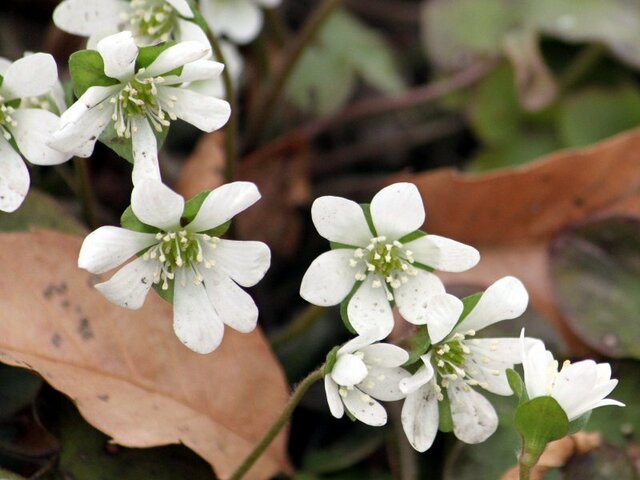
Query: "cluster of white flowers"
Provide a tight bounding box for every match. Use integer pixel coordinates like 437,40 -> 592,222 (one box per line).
301,184 -> 623,451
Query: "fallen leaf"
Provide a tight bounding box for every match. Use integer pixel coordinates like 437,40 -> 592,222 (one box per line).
235,133 -> 311,257
175,131 -> 226,199
390,128 -> 640,353
0,230 -> 290,480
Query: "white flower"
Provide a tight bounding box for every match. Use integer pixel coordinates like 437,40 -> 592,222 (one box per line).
324,331 -> 410,426
78,179 -> 270,354
400,277 -> 529,451
50,31 -> 230,185
200,0 -> 281,45
0,54 -> 71,212
300,182 -> 479,340
53,0 -> 210,48
521,332 -> 624,421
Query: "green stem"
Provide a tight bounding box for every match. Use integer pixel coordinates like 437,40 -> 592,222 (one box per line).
269,305 -> 325,349
245,0 -> 343,149
518,449 -> 539,480
229,366 -> 325,480
558,43 -> 606,91
73,156 -> 98,229
207,31 -> 238,182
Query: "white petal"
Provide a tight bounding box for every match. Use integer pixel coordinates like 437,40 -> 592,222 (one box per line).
78,226 -> 158,274
144,42 -> 211,77
347,275 -> 394,340
255,0 -> 280,6
94,257 -> 158,309
201,268 -> 258,333
448,381 -> 498,444
399,361 -> 435,395
96,31 -> 137,81
201,0 -> 262,44
331,353 -> 368,387
324,376 -> 344,419
457,276 -> 529,334
11,109 -> 70,166
311,195 -> 372,246
423,293 -> 463,343
158,86 -> 230,132
173,270 -> 224,353
299,249 -> 358,306
342,388 -> 387,427
53,0 -> 126,37
131,117 -> 160,185
552,360 -> 597,421
401,383 -> 439,452
370,183 -> 424,240
131,179 -> 184,230
404,234 -> 480,272
338,331 -> 381,356
0,58 -> 11,75
188,181 -> 260,232
359,343 -> 409,368
1,53 -> 57,100
0,137 -> 29,213
208,239 -> 270,287
394,270 -> 446,327
522,338 -> 554,400
465,338 -> 523,395
164,59 -> 223,84
166,0 -> 193,17
49,86 -> 119,157
358,366 -> 410,401
175,19 -> 211,52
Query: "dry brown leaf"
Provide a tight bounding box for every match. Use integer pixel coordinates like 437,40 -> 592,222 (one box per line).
390,128 -> 640,353
500,432 -> 602,479
0,230 -> 290,480
175,131 -> 226,199
235,134 -> 311,257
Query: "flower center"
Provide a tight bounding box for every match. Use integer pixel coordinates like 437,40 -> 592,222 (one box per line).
142,230 -> 220,289
0,95 -> 17,140
349,236 -> 417,300
109,72 -> 175,138
122,0 -> 178,45
433,330 -> 482,395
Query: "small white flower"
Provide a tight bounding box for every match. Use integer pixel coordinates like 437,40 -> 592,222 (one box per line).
325,331 -> 410,426
53,0 -> 210,48
521,332 -> 624,421
200,0 -> 281,45
399,277 -> 530,451
0,54 -> 71,212
78,179 -> 270,354
50,31 -> 230,185
300,182 -> 479,340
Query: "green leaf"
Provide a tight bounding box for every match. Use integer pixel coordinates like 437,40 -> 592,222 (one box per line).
339,282 -> 362,334
136,42 -> 179,73
558,86 -> 640,148
301,424 -> 386,474
120,205 -> 158,233
438,393 -> 454,432
515,396 -> 568,460
68,50 -> 119,98
397,230 -> 427,244
287,8 -> 403,116
550,217 -> 640,359
153,281 -> 175,305
404,325 -> 431,367
324,346 -> 340,374
506,368 -> 525,401
456,292 -> 482,325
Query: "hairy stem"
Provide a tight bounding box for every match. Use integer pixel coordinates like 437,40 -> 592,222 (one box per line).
73,157 -> 98,229
229,366 -> 325,480
245,0 -> 343,149
207,31 -> 238,182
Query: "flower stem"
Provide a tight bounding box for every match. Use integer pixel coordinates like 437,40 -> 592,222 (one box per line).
206,32 -> 238,182
245,0 -> 343,149
229,365 -> 325,480
558,43 -> 606,91
269,305 -> 325,349
73,156 -> 98,229
518,449 -> 538,480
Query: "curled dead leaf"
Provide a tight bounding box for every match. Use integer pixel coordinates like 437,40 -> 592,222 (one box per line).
390,128 -> 640,353
0,230 -> 290,480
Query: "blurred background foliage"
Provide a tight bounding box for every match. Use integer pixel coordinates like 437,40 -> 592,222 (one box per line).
1,0 -> 639,478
